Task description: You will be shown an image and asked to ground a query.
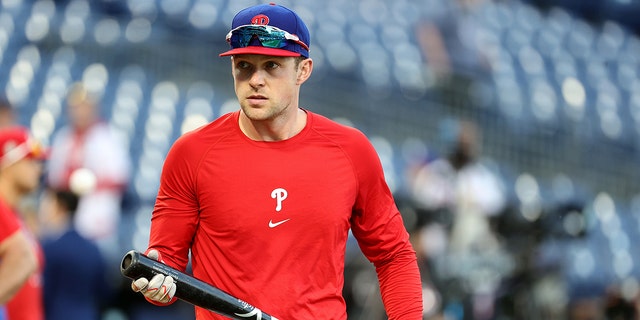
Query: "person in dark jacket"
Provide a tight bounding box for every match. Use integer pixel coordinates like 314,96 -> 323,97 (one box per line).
39,184 -> 110,320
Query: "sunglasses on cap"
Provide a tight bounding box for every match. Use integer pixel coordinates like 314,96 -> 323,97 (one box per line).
226,25 -> 309,51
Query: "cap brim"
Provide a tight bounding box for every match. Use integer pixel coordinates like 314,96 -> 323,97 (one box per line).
219,46 -> 301,57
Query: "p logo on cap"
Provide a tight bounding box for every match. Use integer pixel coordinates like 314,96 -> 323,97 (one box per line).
220,3 -> 310,58
251,14 -> 269,25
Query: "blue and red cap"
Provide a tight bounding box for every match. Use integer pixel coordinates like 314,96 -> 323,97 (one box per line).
219,3 -> 310,58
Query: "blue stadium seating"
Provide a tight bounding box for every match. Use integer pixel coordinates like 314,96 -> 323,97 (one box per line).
2,0 -> 640,318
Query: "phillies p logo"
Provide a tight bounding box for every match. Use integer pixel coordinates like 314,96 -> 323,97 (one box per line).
251,14 -> 269,25
271,188 -> 287,212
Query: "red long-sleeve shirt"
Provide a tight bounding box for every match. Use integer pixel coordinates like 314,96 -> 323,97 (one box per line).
148,110 -> 422,319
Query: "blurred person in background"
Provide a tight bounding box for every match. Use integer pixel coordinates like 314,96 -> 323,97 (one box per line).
0,98 -> 16,129
0,126 -> 48,320
46,82 -> 131,268
411,119 -> 508,320
0,98 -> 42,242
38,183 -> 110,320
128,3 -> 423,319
416,0 -> 491,103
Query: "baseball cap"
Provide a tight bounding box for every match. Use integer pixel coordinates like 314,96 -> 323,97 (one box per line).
219,3 -> 310,58
0,126 -> 49,167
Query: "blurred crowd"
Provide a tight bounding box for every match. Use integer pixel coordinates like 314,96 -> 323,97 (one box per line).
344,0 -> 640,319
0,0 -> 640,319
0,84 -> 194,319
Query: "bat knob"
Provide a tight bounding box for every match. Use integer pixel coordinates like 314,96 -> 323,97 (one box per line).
120,250 -> 138,275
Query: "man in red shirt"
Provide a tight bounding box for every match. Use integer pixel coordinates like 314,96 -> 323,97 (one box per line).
131,3 -> 423,319
0,126 -> 47,320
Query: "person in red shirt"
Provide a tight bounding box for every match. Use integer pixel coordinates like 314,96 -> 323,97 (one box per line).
130,3 -> 423,319
0,126 -> 47,320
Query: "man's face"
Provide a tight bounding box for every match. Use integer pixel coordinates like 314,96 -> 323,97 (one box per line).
67,98 -> 97,131
231,54 -> 311,121
7,158 -> 42,195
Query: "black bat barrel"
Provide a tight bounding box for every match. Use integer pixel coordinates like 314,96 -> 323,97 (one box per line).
121,250 -> 278,320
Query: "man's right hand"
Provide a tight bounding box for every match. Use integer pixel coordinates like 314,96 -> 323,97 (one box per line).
130,249 -> 177,304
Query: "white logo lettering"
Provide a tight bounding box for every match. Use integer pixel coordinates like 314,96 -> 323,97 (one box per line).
235,307 -> 262,319
271,188 -> 288,212
268,219 -> 291,228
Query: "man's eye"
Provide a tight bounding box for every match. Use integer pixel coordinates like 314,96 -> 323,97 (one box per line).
266,61 -> 279,69
237,61 -> 250,69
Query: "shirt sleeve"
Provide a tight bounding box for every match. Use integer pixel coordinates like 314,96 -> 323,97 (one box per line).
147,133 -> 201,273
348,133 -> 423,319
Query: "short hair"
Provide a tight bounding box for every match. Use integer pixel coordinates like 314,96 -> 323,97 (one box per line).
294,56 -> 307,68
66,82 -> 97,106
51,188 -> 80,215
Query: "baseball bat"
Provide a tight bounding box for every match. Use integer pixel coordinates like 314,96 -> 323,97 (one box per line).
121,250 -> 278,320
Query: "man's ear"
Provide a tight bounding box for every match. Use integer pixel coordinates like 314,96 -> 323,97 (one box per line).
296,58 -> 313,85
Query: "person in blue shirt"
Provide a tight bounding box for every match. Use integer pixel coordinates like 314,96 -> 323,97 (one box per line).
39,186 -> 111,320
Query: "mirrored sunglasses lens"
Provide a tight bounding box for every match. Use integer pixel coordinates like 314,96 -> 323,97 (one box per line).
258,37 -> 286,48
231,27 -> 287,49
